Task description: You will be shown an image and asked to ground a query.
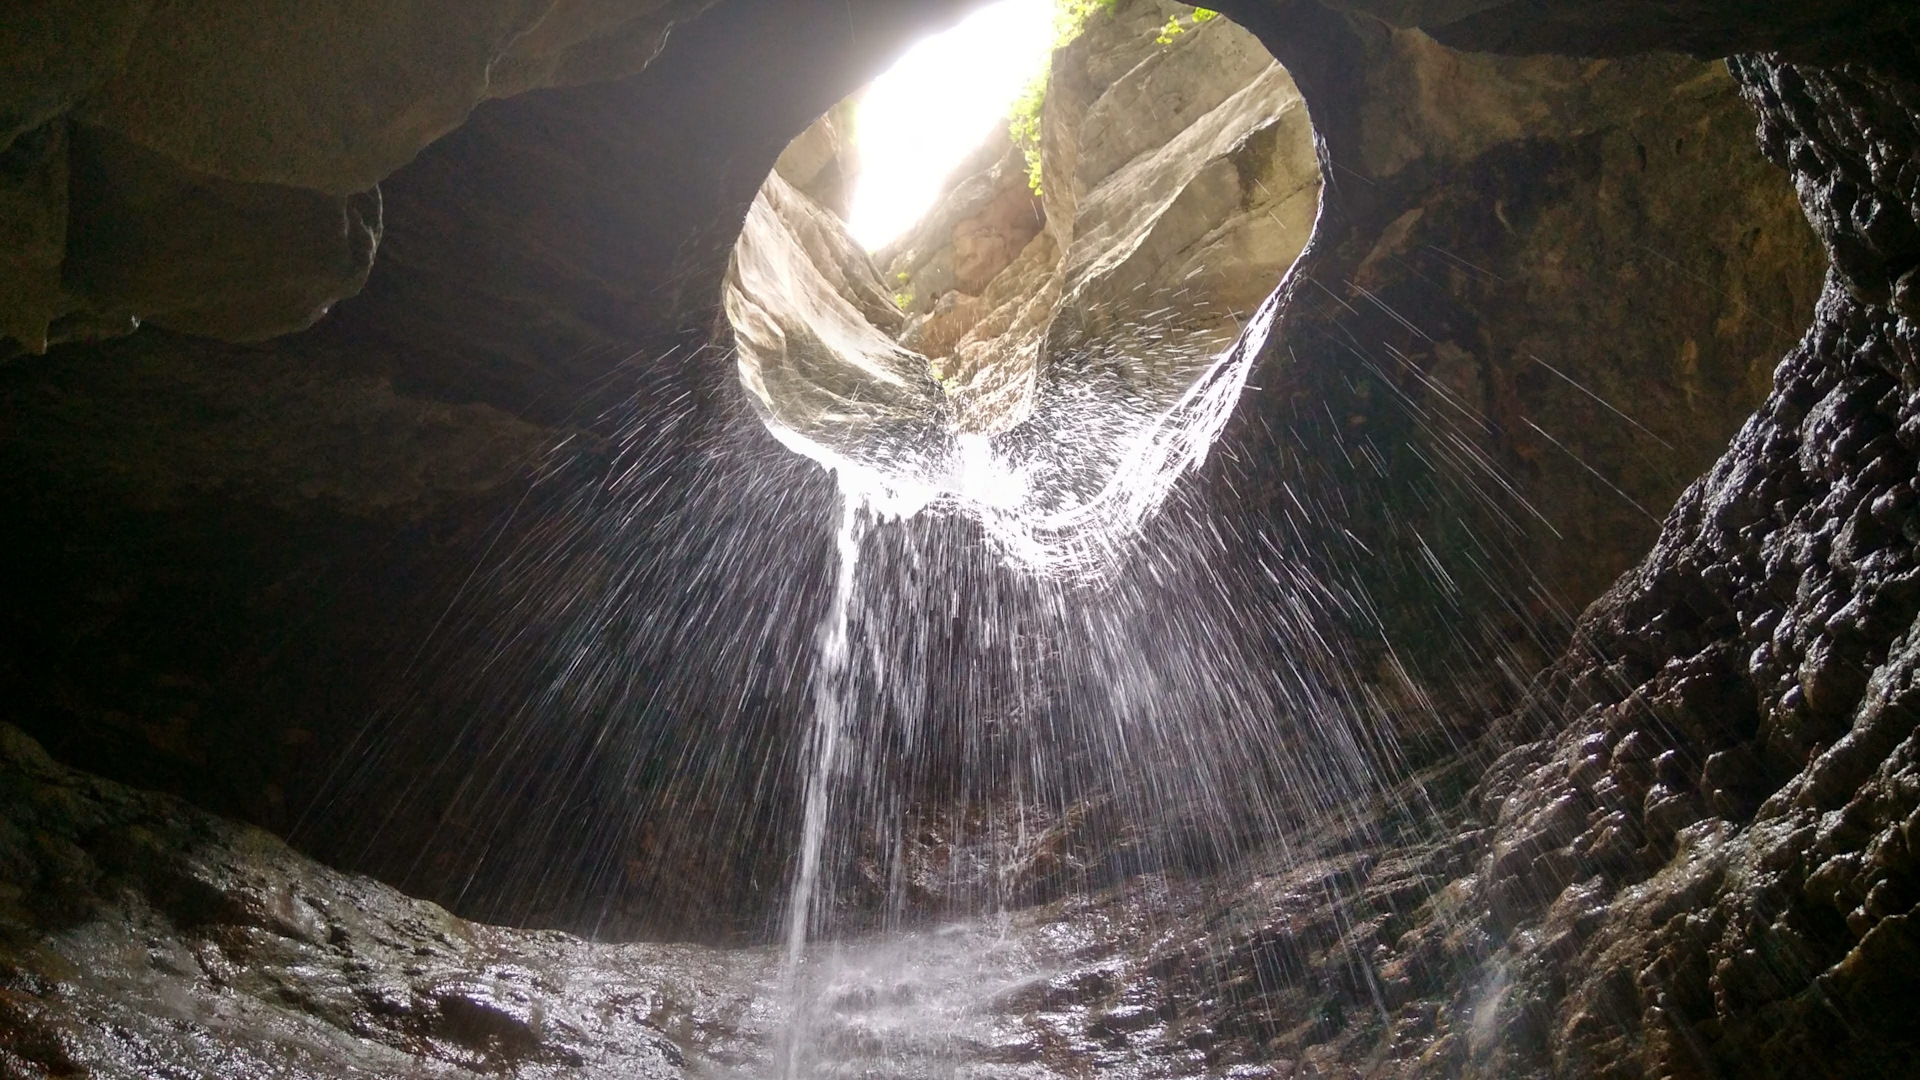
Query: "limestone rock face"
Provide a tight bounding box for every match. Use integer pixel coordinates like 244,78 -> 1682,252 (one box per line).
951,181 -> 1046,295
881,135 -> 1036,319
727,169 -> 941,465
945,1 -> 1313,434
739,0 -> 1320,441
1243,39 -> 1829,723
774,103 -> 861,220
1045,13 -> 1317,392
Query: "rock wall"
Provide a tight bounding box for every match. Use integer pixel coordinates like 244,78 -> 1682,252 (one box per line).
0,0 -> 722,354
885,0 -> 1322,436
1204,15 -> 1829,754
1006,40 -> 1920,1079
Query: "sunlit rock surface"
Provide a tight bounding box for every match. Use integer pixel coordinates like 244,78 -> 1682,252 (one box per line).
931,0 -> 1320,436
735,0 -> 1319,440
727,169 -> 940,464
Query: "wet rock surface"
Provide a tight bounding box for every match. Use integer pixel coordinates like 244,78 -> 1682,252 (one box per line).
1036,34 -> 1919,1078
1211,28 -> 1827,752
1414,54 -> 1920,1076
0,721 -> 770,1077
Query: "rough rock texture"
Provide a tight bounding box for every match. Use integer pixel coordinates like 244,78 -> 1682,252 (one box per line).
884,136 -> 1045,319
1416,55 -> 1920,1077
732,1 -> 1320,442
891,0 -> 1321,435
0,722 -> 766,1077
1205,18 -> 1828,749
1031,41 -> 1920,1079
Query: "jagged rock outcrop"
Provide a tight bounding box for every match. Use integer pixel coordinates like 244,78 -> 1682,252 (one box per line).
912,1 -> 1319,435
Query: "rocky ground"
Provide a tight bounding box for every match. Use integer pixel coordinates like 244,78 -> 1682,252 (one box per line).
0,721 -> 792,1078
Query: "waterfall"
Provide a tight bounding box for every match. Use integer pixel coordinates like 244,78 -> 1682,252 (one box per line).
778,487 -> 870,1077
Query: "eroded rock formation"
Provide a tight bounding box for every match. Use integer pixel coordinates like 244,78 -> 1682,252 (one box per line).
732,0 -> 1320,440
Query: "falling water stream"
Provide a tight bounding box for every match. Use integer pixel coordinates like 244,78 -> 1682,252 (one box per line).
254,6 -> 1755,1073
752,279 -> 1302,1075
779,491 -> 870,1078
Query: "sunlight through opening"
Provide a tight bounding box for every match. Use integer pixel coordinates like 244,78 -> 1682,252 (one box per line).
846,0 -> 1056,250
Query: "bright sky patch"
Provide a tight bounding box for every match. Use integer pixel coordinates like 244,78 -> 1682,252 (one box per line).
846,0 -> 1055,251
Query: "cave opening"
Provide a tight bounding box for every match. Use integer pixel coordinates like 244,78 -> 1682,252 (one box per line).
729,0 -> 1320,573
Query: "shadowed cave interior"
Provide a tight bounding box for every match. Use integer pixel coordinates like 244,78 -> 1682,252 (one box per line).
0,0 -> 1918,1076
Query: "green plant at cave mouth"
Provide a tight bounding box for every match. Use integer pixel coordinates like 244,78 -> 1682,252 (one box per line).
1009,0 -> 1120,195
1157,7 -> 1217,45
1009,71 -> 1047,194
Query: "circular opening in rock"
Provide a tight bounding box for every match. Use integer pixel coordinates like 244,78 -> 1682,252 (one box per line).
724,0 -> 1320,577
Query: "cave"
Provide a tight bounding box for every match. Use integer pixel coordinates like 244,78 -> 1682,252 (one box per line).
0,0 -> 1917,1076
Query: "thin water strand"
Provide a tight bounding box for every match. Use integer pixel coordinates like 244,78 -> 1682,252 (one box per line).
779,488 -> 871,1078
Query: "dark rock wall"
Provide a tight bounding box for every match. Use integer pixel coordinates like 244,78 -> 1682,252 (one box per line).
1439,55 -> 1920,1078
0,0 -> 723,354
1011,4 -> 1918,1075
1200,0 -> 1830,753
0,722 -> 744,1077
